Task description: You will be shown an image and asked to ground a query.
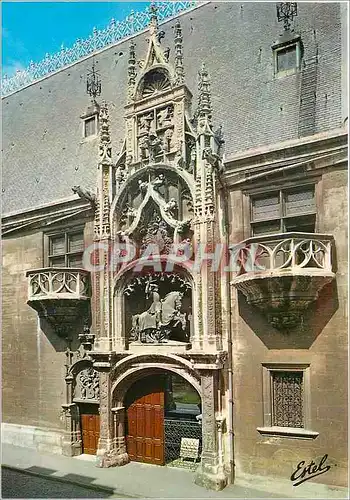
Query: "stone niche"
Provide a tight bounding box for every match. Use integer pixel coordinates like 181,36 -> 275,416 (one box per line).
123,272 -> 192,348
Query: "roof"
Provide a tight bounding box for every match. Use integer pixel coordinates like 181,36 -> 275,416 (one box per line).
2,1 -> 345,215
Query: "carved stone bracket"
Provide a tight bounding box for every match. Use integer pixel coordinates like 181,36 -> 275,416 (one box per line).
233,272 -> 334,330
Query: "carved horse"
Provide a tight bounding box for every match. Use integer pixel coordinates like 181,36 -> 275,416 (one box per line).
130,291 -> 186,343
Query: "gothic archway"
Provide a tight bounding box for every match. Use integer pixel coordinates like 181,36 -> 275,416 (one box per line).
110,359 -> 202,468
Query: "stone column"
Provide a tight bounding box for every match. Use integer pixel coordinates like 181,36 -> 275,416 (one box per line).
61,403 -> 82,456
96,370 -> 114,467
195,370 -> 228,491
61,371 -> 82,457
95,364 -> 129,468
111,406 -> 129,465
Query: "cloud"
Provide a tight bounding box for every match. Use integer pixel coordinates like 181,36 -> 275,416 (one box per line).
2,26 -> 31,77
2,60 -> 26,78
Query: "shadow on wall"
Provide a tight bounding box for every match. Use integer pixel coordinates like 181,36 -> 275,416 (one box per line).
237,279 -> 339,349
38,317 -> 83,353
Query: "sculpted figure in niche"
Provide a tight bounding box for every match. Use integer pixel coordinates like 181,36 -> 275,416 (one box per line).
148,133 -> 163,162
157,106 -> 173,127
151,173 -> 165,191
138,112 -> 153,133
165,198 -> 178,218
139,135 -> 149,160
163,128 -> 173,153
138,179 -> 148,193
145,282 -> 162,327
130,282 -> 187,344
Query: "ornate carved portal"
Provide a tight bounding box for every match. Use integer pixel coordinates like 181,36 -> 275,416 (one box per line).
88,5 -> 229,490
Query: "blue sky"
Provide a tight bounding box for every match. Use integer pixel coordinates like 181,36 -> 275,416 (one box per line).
2,2 -> 149,77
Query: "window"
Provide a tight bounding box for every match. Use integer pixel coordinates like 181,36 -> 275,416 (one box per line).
250,186 -> 316,236
84,116 -> 97,138
276,45 -> 297,72
271,371 -> 303,427
272,35 -> 302,76
48,230 -> 84,267
258,364 -> 318,439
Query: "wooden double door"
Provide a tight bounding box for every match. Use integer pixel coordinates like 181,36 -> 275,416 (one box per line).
80,404 -> 100,455
125,375 -> 165,465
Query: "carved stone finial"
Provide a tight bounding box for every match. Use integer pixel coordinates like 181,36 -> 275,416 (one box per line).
174,21 -> 185,85
198,63 -> 212,119
127,42 -> 137,103
99,100 -> 112,162
149,3 -> 159,37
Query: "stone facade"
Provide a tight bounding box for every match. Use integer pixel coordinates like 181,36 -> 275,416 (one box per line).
2,1 -> 348,492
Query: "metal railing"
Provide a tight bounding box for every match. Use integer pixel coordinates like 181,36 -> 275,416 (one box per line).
230,232 -> 334,275
26,268 -> 91,300
165,417 -> 202,470
2,2 -> 197,96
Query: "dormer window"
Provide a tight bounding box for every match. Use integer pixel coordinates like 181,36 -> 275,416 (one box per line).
80,100 -> 100,139
276,44 -> 298,72
84,116 -> 97,137
272,33 -> 302,77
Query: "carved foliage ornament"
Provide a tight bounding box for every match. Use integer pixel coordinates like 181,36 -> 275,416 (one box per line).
74,366 -> 100,401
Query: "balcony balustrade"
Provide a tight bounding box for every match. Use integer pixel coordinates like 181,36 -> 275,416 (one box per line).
26,268 -> 91,336
230,233 -> 335,330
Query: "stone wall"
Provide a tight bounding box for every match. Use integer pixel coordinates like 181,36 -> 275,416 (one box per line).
2,232 -> 66,434
2,219 -> 95,449
228,167 -> 348,487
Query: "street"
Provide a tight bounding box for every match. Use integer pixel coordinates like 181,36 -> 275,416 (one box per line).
1,467 -> 127,499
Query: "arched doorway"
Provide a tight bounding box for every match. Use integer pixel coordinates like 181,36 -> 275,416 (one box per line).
124,370 -> 201,467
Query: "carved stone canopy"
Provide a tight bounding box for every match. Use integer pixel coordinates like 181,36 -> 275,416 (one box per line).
114,167 -> 193,249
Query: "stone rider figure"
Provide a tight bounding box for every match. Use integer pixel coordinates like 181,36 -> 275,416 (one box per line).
145,282 -> 162,328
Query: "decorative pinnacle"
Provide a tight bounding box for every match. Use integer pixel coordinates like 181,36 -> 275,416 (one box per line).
86,61 -> 101,99
149,2 -> 159,37
174,20 -> 185,85
127,42 -> 137,102
198,62 -> 212,118
276,2 -> 298,31
99,100 -> 112,162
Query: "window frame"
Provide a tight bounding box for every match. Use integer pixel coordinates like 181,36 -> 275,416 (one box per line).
257,363 -> 318,439
272,34 -> 302,78
44,227 -> 85,268
82,114 -> 98,139
249,184 -> 316,236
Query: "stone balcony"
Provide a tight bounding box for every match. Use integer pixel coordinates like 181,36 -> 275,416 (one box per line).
230,233 -> 335,330
26,268 -> 91,336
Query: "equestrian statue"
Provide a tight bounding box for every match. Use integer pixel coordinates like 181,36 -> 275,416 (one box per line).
130,282 -> 187,344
